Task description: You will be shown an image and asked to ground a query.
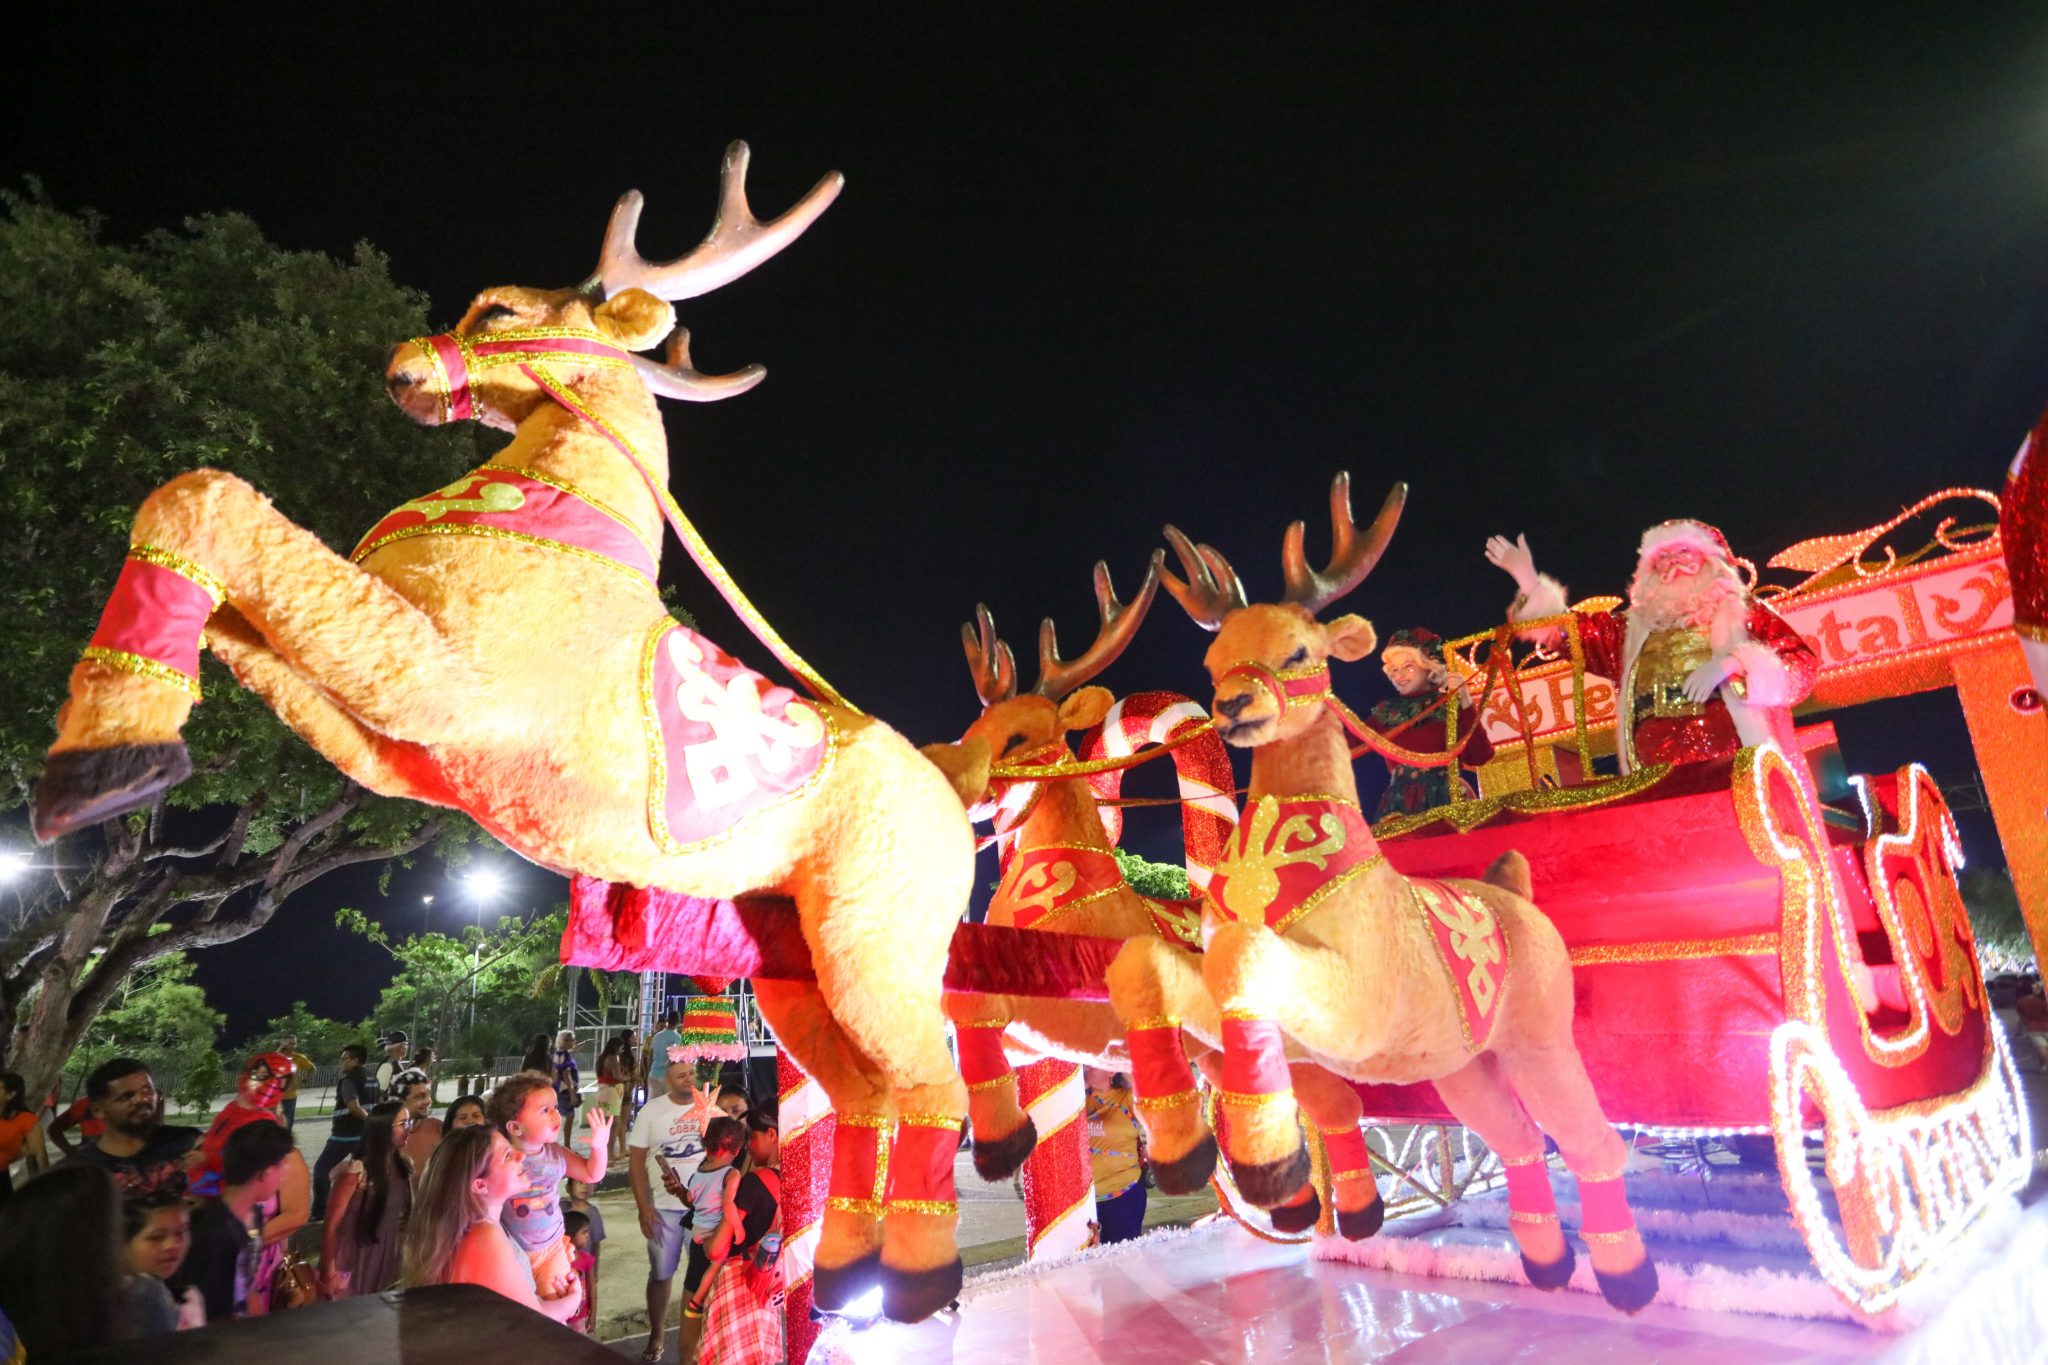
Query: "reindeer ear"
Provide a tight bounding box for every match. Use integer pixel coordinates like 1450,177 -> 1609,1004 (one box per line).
1056,685 -> 1114,734
592,288 -> 677,351
1325,614 -> 1378,662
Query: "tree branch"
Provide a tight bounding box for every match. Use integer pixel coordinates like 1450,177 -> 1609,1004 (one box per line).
264,785 -> 364,889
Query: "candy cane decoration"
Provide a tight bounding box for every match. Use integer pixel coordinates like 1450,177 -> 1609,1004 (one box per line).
1080,690 -> 1238,890
778,1053 -> 833,1364
1016,1059 -> 1095,1260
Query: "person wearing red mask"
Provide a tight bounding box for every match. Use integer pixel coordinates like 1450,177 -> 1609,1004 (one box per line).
187,1054 -> 293,1198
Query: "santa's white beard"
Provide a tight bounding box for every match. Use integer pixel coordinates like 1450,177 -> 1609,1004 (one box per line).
1629,563 -> 1745,634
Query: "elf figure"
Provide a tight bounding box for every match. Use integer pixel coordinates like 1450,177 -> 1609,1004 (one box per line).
1364,627 -> 1494,819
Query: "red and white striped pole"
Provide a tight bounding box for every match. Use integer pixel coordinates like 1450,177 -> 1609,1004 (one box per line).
1015,1058 -> 1096,1259
777,1053 -> 833,1364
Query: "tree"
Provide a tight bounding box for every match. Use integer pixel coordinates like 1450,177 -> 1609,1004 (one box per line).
337,906 -> 565,1061
1113,846 -> 1192,901
0,185 -> 480,1097
61,950 -> 227,1112
259,1002 -> 363,1067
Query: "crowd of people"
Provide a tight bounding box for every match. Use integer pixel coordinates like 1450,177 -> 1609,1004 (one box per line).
0,1018 -> 785,1363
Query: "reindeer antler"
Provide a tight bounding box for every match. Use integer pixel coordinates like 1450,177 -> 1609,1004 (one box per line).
1280,474 -> 1407,616
1032,553 -> 1164,701
961,604 -> 1019,707
1159,526 -> 1248,632
587,142 -> 845,302
629,328 -> 767,403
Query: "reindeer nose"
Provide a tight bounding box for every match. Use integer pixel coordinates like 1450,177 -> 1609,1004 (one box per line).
385,345 -> 415,383
1216,692 -> 1254,720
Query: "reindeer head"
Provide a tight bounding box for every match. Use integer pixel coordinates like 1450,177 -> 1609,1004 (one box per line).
960,554 -> 1163,772
1161,474 -> 1406,747
386,142 -> 842,432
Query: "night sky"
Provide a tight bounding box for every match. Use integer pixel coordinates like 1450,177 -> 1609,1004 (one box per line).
10,9 -> 2048,1039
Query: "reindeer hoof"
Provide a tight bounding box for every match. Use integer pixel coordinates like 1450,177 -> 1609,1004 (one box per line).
812,1251 -> 882,1313
1520,1243 -> 1576,1291
971,1115 -> 1037,1183
1336,1195 -> 1385,1241
1594,1256 -> 1660,1314
1150,1132 -> 1219,1196
1229,1142 -> 1311,1210
1269,1185 -> 1322,1234
881,1256 -> 964,1324
33,743 -> 192,843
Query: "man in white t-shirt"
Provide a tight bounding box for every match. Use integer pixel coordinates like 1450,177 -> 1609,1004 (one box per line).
629,1058 -> 713,1340
373,1031 -> 410,1097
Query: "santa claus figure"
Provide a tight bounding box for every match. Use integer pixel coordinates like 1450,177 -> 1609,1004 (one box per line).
1485,521 -> 1819,773
1365,627 -> 1494,819
2004,415 -> 2048,699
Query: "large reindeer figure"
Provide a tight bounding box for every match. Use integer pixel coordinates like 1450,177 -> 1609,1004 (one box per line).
946,557 -> 1185,1181
1105,474 -> 1659,1312
953,561 -> 1388,1238
34,146 -> 976,1322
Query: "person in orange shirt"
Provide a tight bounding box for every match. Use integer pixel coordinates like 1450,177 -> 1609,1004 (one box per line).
0,1072 -> 50,1205
1083,1066 -> 1147,1244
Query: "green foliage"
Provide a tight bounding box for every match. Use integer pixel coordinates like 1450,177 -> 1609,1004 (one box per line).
1113,846 -> 1191,901
338,904 -> 568,1061
258,1002 -> 363,1065
0,184 -> 481,1098
1962,868 -> 2034,971
0,182 -> 479,803
62,951 -> 226,1110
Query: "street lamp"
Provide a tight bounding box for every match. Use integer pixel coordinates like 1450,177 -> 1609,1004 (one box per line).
462,870 -> 506,1039
0,849 -> 31,885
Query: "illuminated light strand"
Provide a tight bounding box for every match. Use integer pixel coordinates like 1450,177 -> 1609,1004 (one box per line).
1734,745 -> 1929,1062
1767,1017 -> 2031,1314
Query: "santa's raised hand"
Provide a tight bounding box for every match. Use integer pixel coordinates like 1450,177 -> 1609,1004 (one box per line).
1485,533 -> 1540,592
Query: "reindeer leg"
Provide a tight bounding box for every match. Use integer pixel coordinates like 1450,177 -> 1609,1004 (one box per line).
752,978 -> 893,1314
1429,1055 -> 1575,1288
1495,1040 -> 1658,1313
203,608 -> 447,804
1105,936 -> 1221,1196
799,895 -> 968,1322
1196,921 -> 1325,1207
1291,1063 -> 1384,1239
943,993 -> 1037,1182
39,470 -> 478,838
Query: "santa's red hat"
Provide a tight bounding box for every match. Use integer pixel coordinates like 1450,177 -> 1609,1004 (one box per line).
1637,519 -> 1733,566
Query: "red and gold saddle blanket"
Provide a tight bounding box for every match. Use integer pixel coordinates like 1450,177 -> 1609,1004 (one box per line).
641,618 -> 835,853
352,464 -> 659,583
1409,878 -> 1510,1053
992,845 -> 1122,929
1203,794 -> 1380,933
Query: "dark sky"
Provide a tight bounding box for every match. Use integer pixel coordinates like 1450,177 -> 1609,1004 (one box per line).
10,9 -> 2048,1039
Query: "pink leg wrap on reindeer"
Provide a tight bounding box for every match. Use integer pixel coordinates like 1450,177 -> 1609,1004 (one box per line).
880,1115 -> 965,1320
1319,1124 -> 1386,1240
1125,1019 -> 1215,1195
1501,1152 -> 1571,1288
85,548 -> 224,696
954,1020 -> 1035,1181
815,1114 -> 891,1308
886,1115 -> 963,1217
1217,1013 -> 1307,1207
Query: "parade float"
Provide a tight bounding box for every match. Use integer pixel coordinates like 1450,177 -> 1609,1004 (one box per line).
31,139 -> 2047,1358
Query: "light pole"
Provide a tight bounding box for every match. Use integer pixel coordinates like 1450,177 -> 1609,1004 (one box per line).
412,894 -> 435,1042
462,869 -> 506,1044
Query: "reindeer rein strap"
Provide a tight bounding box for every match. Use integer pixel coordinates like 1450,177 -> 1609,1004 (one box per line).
1221,642 -> 1509,772
404,326 -> 858,714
